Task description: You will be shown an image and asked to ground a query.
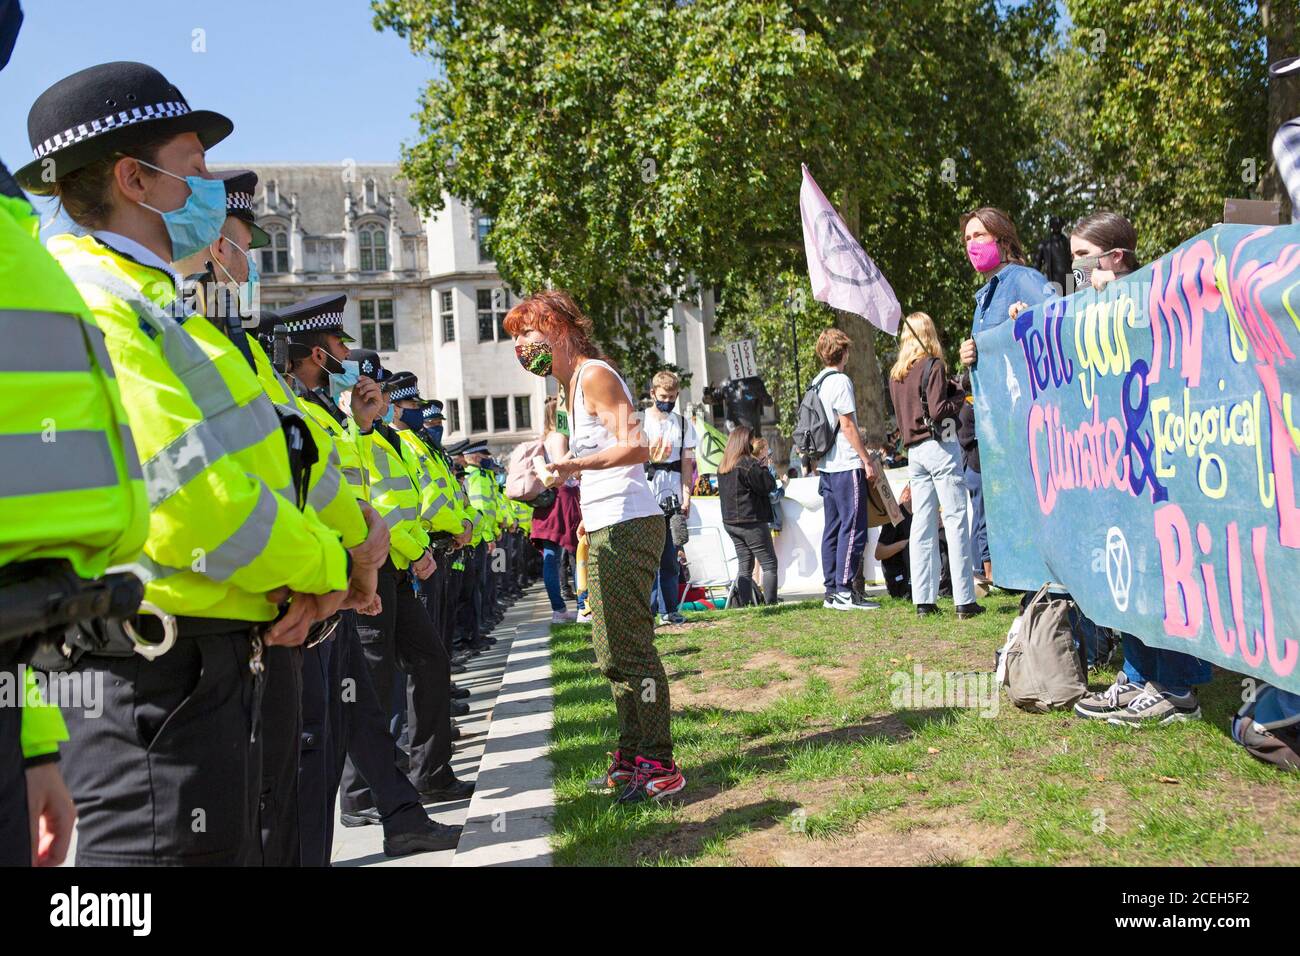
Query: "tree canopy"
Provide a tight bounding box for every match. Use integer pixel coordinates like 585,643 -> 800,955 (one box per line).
374,0 -> 1286,434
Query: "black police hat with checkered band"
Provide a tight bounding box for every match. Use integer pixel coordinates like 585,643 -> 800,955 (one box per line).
423,401 -> 445,422
348,348 -> 390,384
215,169 -> 270,249
17,61 -> 232,194
275,293 -> 354,342
386,372 -> 434,407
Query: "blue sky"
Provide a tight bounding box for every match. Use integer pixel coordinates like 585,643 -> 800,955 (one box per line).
1,0 -> 433,170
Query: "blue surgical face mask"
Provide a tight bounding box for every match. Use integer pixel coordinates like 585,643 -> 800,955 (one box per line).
399,407 -> 424,431
324,357 -> 360,398
212,232 -> 260,315
134,158 -> 228,261
429,424 -> 444,447
381,404 -> 395,424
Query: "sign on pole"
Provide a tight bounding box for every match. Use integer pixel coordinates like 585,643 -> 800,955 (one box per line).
725,339 -> 758,380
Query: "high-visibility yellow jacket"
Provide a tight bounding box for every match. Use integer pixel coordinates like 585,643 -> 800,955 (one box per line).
511,497 -> 534,533
493,476 -> 515,532
429,444 -> 475,538
464,464 -> 499,546
438,448 -> 481,542
0,195 -> 148,579
49,234 -> 349,621
288,377 -> 371,505
242,337 -> 367,549
397,428 -> 468,536
19,665 -> 67,763
362,423 -> 429,569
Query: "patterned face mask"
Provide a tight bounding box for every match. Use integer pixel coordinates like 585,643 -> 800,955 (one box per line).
515,340 -> 553,376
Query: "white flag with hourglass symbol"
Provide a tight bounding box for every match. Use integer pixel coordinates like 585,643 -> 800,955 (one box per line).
799,163 -> 901,336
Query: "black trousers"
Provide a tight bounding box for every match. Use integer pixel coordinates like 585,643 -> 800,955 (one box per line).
456,544 -> 485,641
424,557 -> 452,656
299,613 -> 429,865
0,664 -> 27,866
341,563 -> 451,807
725,521 -> 779,606
61,630 -> 261,866
258,645 -> 303,866
298,633 -> 337,866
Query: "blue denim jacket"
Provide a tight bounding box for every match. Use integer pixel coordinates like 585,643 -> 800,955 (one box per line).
971,263 -> 1052,337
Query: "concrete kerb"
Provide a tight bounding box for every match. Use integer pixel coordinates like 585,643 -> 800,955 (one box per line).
451,595 -> 555,867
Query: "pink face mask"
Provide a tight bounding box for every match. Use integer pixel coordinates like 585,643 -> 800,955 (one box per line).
967,240 -> 1002,273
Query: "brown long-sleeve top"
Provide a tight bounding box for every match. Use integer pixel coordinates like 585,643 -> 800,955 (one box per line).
889,357 -> 967,448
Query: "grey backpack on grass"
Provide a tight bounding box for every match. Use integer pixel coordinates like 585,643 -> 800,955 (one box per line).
997,582 -> 1088,713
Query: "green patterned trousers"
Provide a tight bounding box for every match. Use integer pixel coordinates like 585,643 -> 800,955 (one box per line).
586,513 -> 673,762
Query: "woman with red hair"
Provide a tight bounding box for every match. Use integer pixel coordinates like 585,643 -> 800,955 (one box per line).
507,290 -> 685,803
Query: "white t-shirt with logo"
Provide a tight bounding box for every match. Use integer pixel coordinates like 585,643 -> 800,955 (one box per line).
815,370 -> 861,472
642,408 -> 697,503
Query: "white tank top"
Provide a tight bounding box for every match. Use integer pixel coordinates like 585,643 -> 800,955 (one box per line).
570,359 -> 662,533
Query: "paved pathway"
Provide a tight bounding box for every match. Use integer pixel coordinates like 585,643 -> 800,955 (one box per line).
333,587 -> 555,867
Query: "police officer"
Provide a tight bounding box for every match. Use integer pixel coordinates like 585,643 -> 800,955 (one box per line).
0,2 -> 143,866
278,299 -> 460,857
388,378 -> 471,644
20,61 -> 348,864
340,350 -> 473,815
453,440 -> 500,654
418,400 -> 474,667
173,170 -> 331,865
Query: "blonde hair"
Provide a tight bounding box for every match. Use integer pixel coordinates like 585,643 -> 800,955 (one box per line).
890,312 -> 946,382
751,437 -> 769,458
543,395 -> 558,434
651,370 -> 679,393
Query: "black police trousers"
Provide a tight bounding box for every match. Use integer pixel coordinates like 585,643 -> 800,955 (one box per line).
298,612 -> 429,866
0,663 -> 28,866
61,630 -> 262,865
341,562 -> 452,808
455,544 -> 485,642
257,645 -> 302,866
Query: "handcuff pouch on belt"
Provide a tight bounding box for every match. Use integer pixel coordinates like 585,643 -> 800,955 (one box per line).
0,559 -> 176,668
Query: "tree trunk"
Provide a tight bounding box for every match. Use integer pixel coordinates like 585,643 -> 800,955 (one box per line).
1262,1 -> 1299,222
835,188 -> 891,445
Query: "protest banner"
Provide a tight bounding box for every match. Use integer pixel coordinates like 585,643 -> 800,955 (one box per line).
975,223 -> 1300,694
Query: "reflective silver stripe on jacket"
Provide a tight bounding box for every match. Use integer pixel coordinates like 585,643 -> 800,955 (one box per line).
372,476 -> 415,496
119,423 -> 143,480
0,431 -> 119,496
140,399 -> 281,507
308,447 -> 343,511
136,481 -> 281,582
0,309 -> 97,373
64,266 -> 284,505
380,504 -> 419,528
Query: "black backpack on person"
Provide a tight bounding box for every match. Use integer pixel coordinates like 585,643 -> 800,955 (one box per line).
792,370 -> 847,461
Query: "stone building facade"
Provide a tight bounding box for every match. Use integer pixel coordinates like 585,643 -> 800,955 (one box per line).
216,162 -> 728,453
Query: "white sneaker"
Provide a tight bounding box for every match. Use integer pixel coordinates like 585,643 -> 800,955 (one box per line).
575,608 -> 592,624
551,609 -> 577,624
823,591 -> 879,612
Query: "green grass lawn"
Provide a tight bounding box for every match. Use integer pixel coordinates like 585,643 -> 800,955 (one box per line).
547,593 -> 1300,866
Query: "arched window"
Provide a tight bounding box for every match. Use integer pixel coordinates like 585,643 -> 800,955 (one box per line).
359,225 -> 387,272
365,178 -> 377,207
266,179 -> 279,209
261,225 -> 289,274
